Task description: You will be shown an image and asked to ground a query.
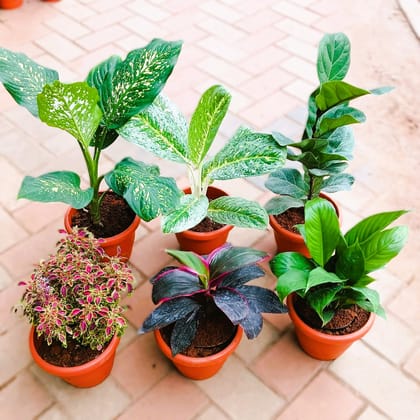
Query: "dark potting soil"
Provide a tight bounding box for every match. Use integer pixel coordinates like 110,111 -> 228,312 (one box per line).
161,305 -> 236,357
294,296 -> 370,335
190,216 -> 225,233
71,191 -> 135,238
274,207 -> 304,234
34,333 -> 109,367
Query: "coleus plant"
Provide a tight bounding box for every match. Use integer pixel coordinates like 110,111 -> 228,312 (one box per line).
16,228 -> 134,350
139,244 -> 288,356
265,32 -> 392,216
0,39 -> 183,226
118,84 -> 287,233
270,198 -> 408,326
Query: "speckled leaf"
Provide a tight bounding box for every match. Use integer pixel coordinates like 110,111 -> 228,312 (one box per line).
37,81 -> 102,147
213,289 -> 249,323
101,39 -> 182,129
236,285 -> 288,314
18,171 -> 93,208
105,157 -> 181,221
208,196 -> 268,229
170,309 -> 200,356
86,55 -> 121,96
238,309 -> 262,339
162,194 -> 208,233
0,48 -> 59,117
203,126 -> 286,180
265,168 -> 308,198
218,265 -> 266,288
188,85 -> 231,166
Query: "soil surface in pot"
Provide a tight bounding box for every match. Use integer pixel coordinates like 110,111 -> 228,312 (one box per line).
273,207 -> 304,234
71,191 -> 135,238
34,333 -> 109,367
161,304 -> 236,357
190,217 -> 224,233
294,296 -> 370,335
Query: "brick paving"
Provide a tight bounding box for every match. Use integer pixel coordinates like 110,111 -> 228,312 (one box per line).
0,1 -> 419,419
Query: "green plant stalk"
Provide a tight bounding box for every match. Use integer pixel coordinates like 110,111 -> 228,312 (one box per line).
188,164 -> 206,199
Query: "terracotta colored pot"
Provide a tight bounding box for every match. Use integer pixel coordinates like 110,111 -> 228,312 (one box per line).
0,0 -> 23,9
64,206 -> 140,261
269,193 -> 339,257
154,326 -> 243,380
29,327 -> 120,387
286,294 -> 375,360
175,186 -> 233,254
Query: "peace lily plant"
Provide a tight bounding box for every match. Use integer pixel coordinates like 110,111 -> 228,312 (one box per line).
118,84 -> 287,233
0,39 -> 183,227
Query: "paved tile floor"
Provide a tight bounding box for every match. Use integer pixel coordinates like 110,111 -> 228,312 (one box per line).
1,0 -> 419,419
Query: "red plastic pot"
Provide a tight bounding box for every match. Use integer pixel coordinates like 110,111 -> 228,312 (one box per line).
286,294 -> 375,360
175,186 -> 233,255
0,0 -> 23,9
29,327 -> 120,387
154,326 -> 243,380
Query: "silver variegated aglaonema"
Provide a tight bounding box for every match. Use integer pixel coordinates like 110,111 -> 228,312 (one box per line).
139,244 -> 287,356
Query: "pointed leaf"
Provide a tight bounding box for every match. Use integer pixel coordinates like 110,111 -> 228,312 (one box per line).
213,289 -> 249,323
306,267 -> 343,292
335,242 -> 365,281
166,249 -> 209,280
272,131 -> 295,146
270,252 -> 314,277
304,88 -> 319,138
348,287 -> 385,317
236,285 -> 287,314
0,48 -> 59,117
86,55 -> 121,97
316,105 -> 366,136
170,309 -> 200,356
276,269 -> 309,301
265,196 -> 305,215
188,85 -> 231,166
218,265 -> 266,288
321,173 -> 354,193
239,310 -> 263,339
306,284 -> 343,325
265,168 -> 308,198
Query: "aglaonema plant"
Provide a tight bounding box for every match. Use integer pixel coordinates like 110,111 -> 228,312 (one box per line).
118,84 -> 287,233
0,39 -> 183,227
265,32 -> 392,216
139,244 -> 288,356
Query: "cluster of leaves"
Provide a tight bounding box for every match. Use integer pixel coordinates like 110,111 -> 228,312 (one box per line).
0,39 -> 183,225
118,85 -> 287,233
265,33 -> 392,216
139,244 -> 287,355
270,198 -> 408,325
17,228 -> 134,350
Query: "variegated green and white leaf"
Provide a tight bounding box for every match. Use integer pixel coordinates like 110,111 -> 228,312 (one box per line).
86,55 -> 121,96
18,171 -> 93,209
105,157 -> 182,221
162,194 -> 208,233
208,196 -> 268,229
203,126 -> 286,181
37,81 -> 102,147
0,48 -> 59,117
101,39 -> 182,129
118,95 -> 188,163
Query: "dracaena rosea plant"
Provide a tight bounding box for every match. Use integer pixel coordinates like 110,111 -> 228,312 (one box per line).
118,84 -> 287,233
139,244 -> 287,356
270,198 -> 408,326
0,39 -> 182,227
265,32 -> 392,216
16,228 -> 134,350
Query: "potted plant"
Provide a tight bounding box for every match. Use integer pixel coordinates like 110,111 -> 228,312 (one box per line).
118,84 -> 287,253
139,243 -> 288,379
264,32 -> 392,256
0,39 -> 183,259
15,228 -> 134,387
0,0 -> 23,9
270,197 -> 408,360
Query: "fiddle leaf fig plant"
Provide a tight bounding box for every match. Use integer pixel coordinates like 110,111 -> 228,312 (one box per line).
265,32 -> 392,216
119,85 -> 287,233
270,198 -> 408,326
0,39 -> 182,227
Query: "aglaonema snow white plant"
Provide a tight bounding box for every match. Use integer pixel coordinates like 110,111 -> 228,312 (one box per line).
118,84 -> 287,233
139,244 -> 288,356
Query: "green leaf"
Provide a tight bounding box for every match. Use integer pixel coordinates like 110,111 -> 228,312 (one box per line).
86,55 -> 121,99
270,252 -> 313,277
162,194 -> 208,233
316,105 -> 366,136
370,86 -> 394,95
352,275 -> 375,288
325,126 -> 354,160
166,249 -> 209,281
306,284 -> 343,325
317,33 -> 351,83
264,196 -> 305,215
321,173 -> 354,193
265,168 -> 308,199
18,172 -> 93,208
316,80 -> 371,111
37,81 -> 102,147
291,138 -> 329,153
105,157 -> 181,221
208,196 -> 268,229
304,198 -> 340,266
276,269 -> 308,302
204,126 -> 286,180
348,287 -> 385,318
272,131 -> 295,146
306,267 -> 343,293
304,88 -> 319,138
101,39 -> 182,129
188,85 -> 231,166
0,48 -> 59,117
118,95 -> 188,164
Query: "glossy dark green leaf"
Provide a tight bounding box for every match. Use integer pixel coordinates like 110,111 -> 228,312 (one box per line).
306,267 -> 343,292
348,287 -> 385,317
170,309 -> 200,356
264,196 -> 305,215
265,168 -> 308,198
218,265 -> 266,288
316,105 -> 366,136
276,269 -> 309,302
321,173 -> 354,193
270,252 -> 314,277
306,284 -> 343,325
90,126 -> 119,150
86,55 -> 121,97
213,289 -> 249,323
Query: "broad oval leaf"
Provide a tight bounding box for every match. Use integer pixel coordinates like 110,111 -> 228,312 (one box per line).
170,309 -> 200,356
265,196 -> 305,215
270,252 -> 314,277
0,48 -> 59,117
325,126 -> 354,160
37,81 -> 102,147
316,105 -> 366,136
265,168 -> 308,198
213,289 -> 249,323
162,194 -> 209,233
321,173 -> 354,193
18,172 -> 93,209
335,242 -> 365,281
118,95 -> 188,164
188,85 -> 231,166
348,286 -> 385,317
276,269 -> 309,302
208,196 -> 268,229
105,157 -> 181,221
305,283 -> 343,325
306,267 -> 343,293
